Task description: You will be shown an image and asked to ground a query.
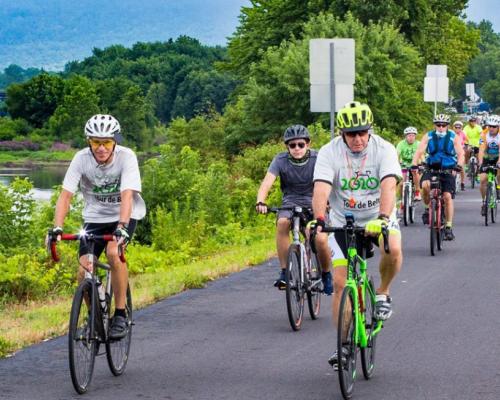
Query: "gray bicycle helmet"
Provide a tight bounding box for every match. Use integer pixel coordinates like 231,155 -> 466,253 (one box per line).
433,114 -> 451,124
283,124 -> 310,143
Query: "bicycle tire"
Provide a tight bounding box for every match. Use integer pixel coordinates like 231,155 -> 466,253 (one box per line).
337,286 -> 357,399
409,183 -> 415,224
491,186 -> 497,223
485,184 -> 491,226
106,284 -> 133,376
306,254 -> 321,320
360,278 -> 377,380
285,246 -> 304,331
471,163 -> 476,189
68,280 -> 97,394
403,185 -> 409,226
430,200 -> 436,256
436,201 -> 443,251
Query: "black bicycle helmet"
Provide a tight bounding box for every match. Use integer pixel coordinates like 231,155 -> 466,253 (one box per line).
283,124 -> 310,143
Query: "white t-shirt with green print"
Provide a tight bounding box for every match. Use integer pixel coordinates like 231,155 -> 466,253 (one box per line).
313,134 -> 402,227
63,145 -> 146,223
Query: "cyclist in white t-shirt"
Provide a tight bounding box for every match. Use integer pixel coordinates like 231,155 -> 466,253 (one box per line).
311,101 -> 403,368
49,114 -> 146,340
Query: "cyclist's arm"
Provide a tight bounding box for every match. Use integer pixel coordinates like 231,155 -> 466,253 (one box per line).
379,177 -> 397,217
412,134 -> 429,166
453,135 -> 465,166
256,172 -> 277,204
478,137 -> 487,165
119,189 -> 135,224
312,181 -> 331,219
54,189 -> 74,227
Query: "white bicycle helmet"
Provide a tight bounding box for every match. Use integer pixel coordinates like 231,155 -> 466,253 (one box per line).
85,114 -> 121,138
485,114 -> 500,127
453,120 -> 463,128
433,114 -> 451,124
403,126 -> 418,135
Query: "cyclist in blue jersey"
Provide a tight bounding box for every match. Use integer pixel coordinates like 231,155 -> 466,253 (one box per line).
411,114 -> 464,240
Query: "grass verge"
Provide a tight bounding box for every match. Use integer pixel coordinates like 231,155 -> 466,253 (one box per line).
0,237 -> 275,358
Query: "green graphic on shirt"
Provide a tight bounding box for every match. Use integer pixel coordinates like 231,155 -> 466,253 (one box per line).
92,177 -> 120,194
340,176 -> 380,191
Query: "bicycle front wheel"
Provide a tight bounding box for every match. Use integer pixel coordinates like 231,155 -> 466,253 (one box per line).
106,284 -> 133,376
430,201 -> 436,256
360,279 -> 377,379
485,184 -> 491,226
436,202 -> 443,251
337,286 -> 357,399
306,254 -> 321,320
68,280 -> 97,394
403,185 -> 410,226
285,246 -> 304,331
491,189 -> 497,223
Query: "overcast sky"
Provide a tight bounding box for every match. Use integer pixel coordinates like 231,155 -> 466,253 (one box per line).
466,0 -> 500,31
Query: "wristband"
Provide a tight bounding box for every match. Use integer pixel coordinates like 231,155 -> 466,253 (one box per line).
255,202 -> 267,207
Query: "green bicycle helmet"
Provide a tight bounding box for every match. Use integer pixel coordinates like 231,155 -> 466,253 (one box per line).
336,101 -> 374,132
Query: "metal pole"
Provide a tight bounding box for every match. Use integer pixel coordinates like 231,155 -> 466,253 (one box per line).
329,42 -> 335,139
434,77 -> 438,117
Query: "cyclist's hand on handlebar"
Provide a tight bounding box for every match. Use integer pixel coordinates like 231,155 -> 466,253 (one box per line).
46,226 -> 63,246
114,226 -> 130,246
365,216 -> 388,237
307,216 -> 326,234
255,201 -> 268,214
410,165 -> 419,171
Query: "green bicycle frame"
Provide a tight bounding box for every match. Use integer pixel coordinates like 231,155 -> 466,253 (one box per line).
345,244 -> 383,349
486,169 -> 497,208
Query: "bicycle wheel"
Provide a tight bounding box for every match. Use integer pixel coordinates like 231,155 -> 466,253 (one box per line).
436,202 -> 443,251
491,187 -> 497,223
471,163 -> 476,189
106,284 -> 133,376
403,185 -> 409,226
485,184 -> 491,226
68,280 -> 97,394
409,184 -> 415,224
337,286 -> 357,399
430,201 -> 436,256
360,279 -> 377,379
285,246 -> 304,331
306,254 -> 321,320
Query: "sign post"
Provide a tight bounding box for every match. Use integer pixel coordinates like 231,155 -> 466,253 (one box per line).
310,39 -> 355,138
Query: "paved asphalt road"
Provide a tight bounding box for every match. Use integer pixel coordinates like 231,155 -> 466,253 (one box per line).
1,186 -> 500,400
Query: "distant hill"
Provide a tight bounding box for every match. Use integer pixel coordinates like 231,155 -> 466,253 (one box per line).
0,0 -> 248,71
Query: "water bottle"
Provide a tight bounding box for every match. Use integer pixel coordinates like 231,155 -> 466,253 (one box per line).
97,280 -> 107,313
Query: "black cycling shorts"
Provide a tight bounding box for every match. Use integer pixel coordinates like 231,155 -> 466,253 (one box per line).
420,171 -> 455,194
79,219 -> 137,258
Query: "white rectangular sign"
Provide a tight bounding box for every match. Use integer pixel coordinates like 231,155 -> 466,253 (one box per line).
310,83 -> 354,112
426,65 -> 447,78
466,83 -> 475,97
309,39 -> 355,85
424,77 -> 449,102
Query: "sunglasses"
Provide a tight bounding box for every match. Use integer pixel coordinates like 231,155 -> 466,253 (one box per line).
288,142 -> 307,149
88,138 -> 115,150
488,125 -> 499,128
344,130 -> 369,138
453,125 -> 462,128
435,123 -> 448,128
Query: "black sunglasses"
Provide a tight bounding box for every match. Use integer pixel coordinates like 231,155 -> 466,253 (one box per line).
288,142 -> 306,149
344,130 -> 369,138
435,123 -> 448,128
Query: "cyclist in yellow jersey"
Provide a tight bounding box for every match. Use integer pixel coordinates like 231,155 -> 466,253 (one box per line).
464,115 -> 482,162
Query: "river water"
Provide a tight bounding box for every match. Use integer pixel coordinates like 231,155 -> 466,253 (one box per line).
0,165 -> 67,200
